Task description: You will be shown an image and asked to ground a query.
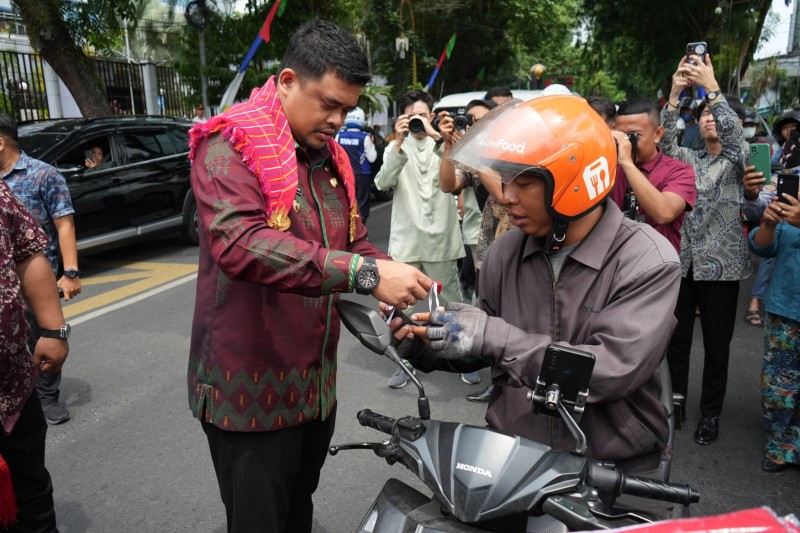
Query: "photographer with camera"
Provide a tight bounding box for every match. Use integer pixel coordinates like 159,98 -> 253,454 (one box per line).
374,89 -> 476,389
610,99 -> 696,253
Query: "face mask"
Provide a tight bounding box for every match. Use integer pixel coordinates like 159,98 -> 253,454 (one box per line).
680,113 -> 694,123
743,126 -> 757,139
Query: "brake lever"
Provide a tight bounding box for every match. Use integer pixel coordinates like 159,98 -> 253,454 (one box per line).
329,439 -> 399,459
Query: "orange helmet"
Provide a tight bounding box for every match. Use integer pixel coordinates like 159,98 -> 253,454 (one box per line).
448,95 -> 617,222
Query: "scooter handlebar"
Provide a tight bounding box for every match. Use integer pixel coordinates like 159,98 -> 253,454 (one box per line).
357,409 -> 396,435
619,474 -> 699,505
587,462 -> 699,506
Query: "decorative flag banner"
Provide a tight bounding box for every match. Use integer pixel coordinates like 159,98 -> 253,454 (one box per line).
424,33 -> 456,92
219,0 -> 285,110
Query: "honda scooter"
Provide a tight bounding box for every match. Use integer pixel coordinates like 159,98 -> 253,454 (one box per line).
331,299 -> 699,532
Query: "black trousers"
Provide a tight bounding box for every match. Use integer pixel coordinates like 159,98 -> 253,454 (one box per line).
0,394 -> 58,533
202,406 -> 336,533
666,268 -> 740,418
355,173 -> 372,220
24,310 -> 61,406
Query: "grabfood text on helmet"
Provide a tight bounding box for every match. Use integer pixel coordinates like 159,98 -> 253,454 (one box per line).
486,138 -> 526,154
582,156 -> 611,201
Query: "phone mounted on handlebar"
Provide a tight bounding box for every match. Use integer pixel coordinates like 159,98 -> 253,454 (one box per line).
531,344 -> 594,422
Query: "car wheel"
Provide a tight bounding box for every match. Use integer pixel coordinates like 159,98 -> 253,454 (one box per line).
182,192 -> 200,245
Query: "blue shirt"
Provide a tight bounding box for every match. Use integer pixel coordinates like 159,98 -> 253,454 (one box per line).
2,151 -> 74,271
748,222 -> 800,323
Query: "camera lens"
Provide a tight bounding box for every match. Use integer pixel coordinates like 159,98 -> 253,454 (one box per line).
453,115 -> 472,131
408,117 -> 424,134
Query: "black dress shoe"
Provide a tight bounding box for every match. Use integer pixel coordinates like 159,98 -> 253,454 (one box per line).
693,416 -> 719,445
466,385 -> 496,403
762,457 -> 789,473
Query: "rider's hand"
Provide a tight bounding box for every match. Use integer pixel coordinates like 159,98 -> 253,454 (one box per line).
410,302 -> 488,358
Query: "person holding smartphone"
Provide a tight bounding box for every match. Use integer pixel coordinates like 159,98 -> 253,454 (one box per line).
747,185 -> 800,472
659,51 -> 750,446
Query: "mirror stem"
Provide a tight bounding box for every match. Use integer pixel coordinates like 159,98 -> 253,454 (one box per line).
386,345 -> 430,420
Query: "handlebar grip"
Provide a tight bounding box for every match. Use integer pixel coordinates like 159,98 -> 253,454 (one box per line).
620,475 -> 700,505
357,409 -> 396,435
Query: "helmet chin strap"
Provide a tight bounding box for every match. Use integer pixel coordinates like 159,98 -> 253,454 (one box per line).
545,219 -> 569,254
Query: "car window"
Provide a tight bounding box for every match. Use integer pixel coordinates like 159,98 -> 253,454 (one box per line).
56,135 -> 115,171
169,127 -> 189,153
122,129 -> 176,163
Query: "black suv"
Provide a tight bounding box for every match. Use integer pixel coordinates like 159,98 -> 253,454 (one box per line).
17,116 -> 197,252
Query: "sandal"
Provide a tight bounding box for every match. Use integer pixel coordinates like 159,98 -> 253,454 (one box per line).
743,309 -> 763,327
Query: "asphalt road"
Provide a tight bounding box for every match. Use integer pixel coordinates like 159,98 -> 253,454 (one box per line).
46,199 -> 797,533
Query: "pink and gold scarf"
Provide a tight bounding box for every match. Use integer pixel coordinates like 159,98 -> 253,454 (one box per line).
188,76 -> 359,241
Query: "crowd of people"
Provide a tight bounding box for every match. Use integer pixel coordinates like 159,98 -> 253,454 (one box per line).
0,18 -> 798,533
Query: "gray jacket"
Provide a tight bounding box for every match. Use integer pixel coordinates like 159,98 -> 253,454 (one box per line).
477,201 -> 680,469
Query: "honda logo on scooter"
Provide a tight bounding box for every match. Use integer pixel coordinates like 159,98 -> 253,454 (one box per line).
455,462 -> 493,478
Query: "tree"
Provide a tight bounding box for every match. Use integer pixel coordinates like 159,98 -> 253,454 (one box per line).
13,0 -> 115,116
581,0 -> 781,99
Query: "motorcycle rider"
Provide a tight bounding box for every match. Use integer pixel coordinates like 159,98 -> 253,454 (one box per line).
390,95 -> 682,474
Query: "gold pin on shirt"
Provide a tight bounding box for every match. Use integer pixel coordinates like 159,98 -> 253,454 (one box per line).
330,177 -> 338,188
293,200 -> 301,212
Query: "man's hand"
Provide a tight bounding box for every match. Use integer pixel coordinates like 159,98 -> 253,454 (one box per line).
774,192 -> 800,227
669,57 -> 693,100
372,260 -> 432,310
743,165 -> 765,201
33,337 -> 68,373
394,114 -> 410,147
685,53 -> 719,93
410,302 -> 487,358
611,130 -> 634,167
57,276 -> 81,301
437,112 -> 462,148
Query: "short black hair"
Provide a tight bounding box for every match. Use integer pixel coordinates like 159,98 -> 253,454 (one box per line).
616,98 -> 659,126
0,113 -> 18,143
398,89 -> 434,114
586,96 -> 616,122
695,93 -> 745,122
484,87 -> 513,100
279,19 -> 371,86
465,99 -> 496,113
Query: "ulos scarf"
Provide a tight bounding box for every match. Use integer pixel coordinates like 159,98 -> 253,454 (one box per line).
188,76 -> 360,241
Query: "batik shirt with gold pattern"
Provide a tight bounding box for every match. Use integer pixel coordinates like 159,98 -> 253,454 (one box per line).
188,134 -> 388,432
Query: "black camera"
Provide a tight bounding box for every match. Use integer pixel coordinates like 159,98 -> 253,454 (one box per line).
626,132 -> 639,163
408,117 -> 425,134
431,112 -> 474,132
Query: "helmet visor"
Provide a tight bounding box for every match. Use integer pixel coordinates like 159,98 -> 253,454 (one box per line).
448,98 -> 565,186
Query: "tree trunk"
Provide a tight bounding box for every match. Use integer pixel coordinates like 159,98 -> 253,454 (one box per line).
13,0 -> 112,117
739,0 -> 773,84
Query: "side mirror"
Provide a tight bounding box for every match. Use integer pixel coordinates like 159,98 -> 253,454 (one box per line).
335,299 -> 393,355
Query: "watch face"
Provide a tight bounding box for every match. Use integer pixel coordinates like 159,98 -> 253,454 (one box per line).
358,269 -> 378,289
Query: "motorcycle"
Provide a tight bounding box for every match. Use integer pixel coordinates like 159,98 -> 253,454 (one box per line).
330,299 -> 700,532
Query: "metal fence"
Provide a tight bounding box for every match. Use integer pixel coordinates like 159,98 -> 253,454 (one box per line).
0,50 -> 193,121
0,51 -> 48,121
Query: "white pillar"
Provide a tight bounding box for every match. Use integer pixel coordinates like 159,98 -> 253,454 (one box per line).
42,61 -> 63,119
141,63 -> 159,116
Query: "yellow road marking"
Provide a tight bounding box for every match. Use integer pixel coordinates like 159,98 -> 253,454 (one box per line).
63,261 -> 197,320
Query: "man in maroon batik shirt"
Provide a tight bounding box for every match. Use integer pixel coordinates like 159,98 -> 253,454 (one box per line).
0,179 -> 69,532
187,20 -> 431,533
610,98 -> 696,253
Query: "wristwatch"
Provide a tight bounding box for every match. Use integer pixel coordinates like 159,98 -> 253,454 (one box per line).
705,90 -> 721,102
63,269 -> 81,279
40,324 -> 71,340
355,257 -> 380,295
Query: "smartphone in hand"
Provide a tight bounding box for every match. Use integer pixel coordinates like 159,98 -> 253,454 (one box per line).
686,42 -> 707,65
749,143 -> 772,185
776,172 -> 799,203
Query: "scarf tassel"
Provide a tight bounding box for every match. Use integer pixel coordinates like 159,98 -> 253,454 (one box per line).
0,454 -> 17,528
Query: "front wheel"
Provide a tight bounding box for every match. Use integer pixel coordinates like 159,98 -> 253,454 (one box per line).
182,191 -> 199,245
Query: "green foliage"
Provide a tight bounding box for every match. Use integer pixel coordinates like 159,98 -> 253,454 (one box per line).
359,84 -> 393,117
